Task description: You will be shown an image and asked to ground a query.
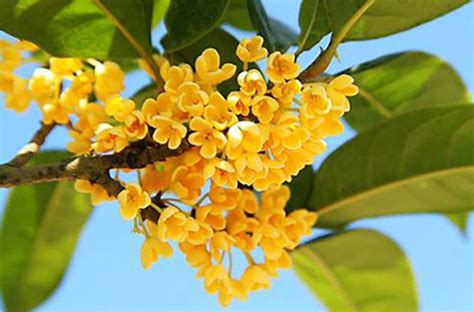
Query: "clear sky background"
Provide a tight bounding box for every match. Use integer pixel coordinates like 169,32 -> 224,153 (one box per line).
1,1 -> 473,311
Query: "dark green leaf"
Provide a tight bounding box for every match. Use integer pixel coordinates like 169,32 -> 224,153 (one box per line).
0,0 -> 154,58
446,212 -> 470,235
161,0 -> 231,52
344,51 -> 470,132
297,0 -> 468,53
171,28 -> 242,96
223,0 -> 254,31
309,105 -> 474,228
293,229 -> 417,311
247,0 -> 297,52
286,165 -> 315,213
0,151 -> 93,311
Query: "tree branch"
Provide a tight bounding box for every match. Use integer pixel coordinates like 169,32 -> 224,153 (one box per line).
298,0 -> 375,82
7,122 -> 56,167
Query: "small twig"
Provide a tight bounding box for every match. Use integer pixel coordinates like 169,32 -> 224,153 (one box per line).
298,0 -> 375,82
7,122 -> 56,167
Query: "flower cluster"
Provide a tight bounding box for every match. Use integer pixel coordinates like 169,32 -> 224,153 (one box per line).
1,36 -> 358,307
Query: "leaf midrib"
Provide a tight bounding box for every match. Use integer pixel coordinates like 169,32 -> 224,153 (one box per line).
316,165 -> 474,219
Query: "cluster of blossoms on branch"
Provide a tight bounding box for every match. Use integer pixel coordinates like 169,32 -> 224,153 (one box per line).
0,36 -> 358,307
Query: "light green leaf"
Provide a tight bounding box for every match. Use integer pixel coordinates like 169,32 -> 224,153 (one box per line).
286,165 -> 315,213
297,0 -> 468,53
161,0 -> 231,52
152,0 -> 170,27
344,51 -> 470,132
171,28 -> 242,96
0,0 -> 154,58
0,151 -> 93,311
293,229 -> 417,311
446,212 -> 470,235
247,0 -> 297,52
309,105 -> 474,228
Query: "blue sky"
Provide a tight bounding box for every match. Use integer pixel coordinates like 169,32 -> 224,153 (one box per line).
1,1 -> 473,311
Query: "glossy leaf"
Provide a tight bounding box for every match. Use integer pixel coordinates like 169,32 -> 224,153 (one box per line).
161,0 -> 231,52
309,105 -> 474,228
286,165 -> 315,213
446,213 -> 470,235
171,28 -> 242,96
247,0 -> 297,52
344,51 -> 470,132
297,0 -> 468,53
152,0 -> 170,27
223,0 -> 254,30
293,229 -> 417,311
0,151 -> 93,311
0,0 -> 154,58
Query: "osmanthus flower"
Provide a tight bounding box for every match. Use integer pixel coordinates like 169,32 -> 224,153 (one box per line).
105,95 -> 135,122
236,35 -> 268,63
237,69 -> 267,96
1,35 -> 360,308
195,48 -> 236,85
177,82 -> 209,116
149,115 -> 187,150
117,183 -> 151,220
189,117 -> 227,159
74,179 -> 114,205
156,206 -> 198,242
93,61 -> 125,101
266,52 -> 300,83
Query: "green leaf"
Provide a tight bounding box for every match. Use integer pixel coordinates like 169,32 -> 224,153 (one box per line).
223,0 -> 254,31
309,105 -> 474,228
171,28 -> 242,96
286,165 -> 315,213
297,0 -> 468,53
293,229 -> 417,311
446,212 -> 470,235
344,51 -> 471,132
152,0 -> 171,27
247,0 -> 297,52
161,0 -> 231,52
0,151 -> 93,311
0,0 -> 154,58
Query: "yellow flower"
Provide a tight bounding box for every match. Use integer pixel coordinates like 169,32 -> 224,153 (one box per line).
70,70 -> 94,98
180,242 -> 211,269
74,179 -> 113,205
2,74 -> 31,113
186,219 -> 214,245
117,183 -> 151,220
326,74 -> 358,112
142,93 -> 174,123
94,61 -> 125,101
141,164 -> 174,194
138,54 -> 167,80
170,165 -> 205,204
49,57 -> 83,76
161,63 -> 194,95
234,153 -> 267,185
28,68 -> 58,104
202,264 -> 231,294
227,91 -> 252,116
301,83 -> 332,116
204,92 -> 238,130
104,95 -> 135,121
272,112 -> 309,150
209,231 -> 234,261
271,79 -> 302,107
123,111 -> 148,140
266,52 -> 300,84
204,159 -> 238,189
92,123 -> 129,153
237,69 -> 267,96
0,40 -> 22,71
196,204 -> 226,231
251,95 -> 279,124
209,184 -> 241,210
156,206 -> 198,242
236,36 -> 268,63
40,100 -> 71,125
189,117 -> 227,159
226,121 -> 264,154
263,250 -> 292,277
141,236 -> 173,270
241,265 -> 272,292
236,189 -> 259,214
149,116 -> 187,149
196,48 -> 236,85
177,82 -> 208,116
67,130 -> 92,155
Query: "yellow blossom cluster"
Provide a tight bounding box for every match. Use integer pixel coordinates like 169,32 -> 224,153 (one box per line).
1,36 -> 358,307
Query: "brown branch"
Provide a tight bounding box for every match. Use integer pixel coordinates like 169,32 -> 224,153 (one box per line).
0,139 -> 190,189
7,122 -> 56,167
